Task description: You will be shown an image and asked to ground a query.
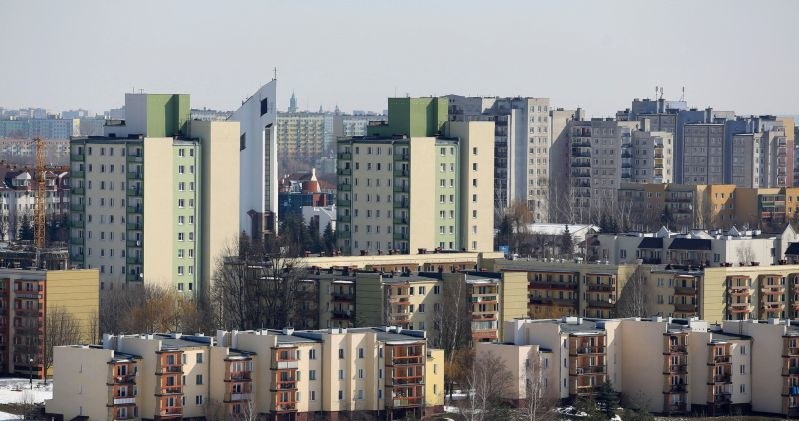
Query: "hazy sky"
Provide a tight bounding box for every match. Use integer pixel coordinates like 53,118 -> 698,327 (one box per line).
1,0 -> 796,117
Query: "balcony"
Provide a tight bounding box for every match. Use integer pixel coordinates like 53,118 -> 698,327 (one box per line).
224,392 -> 252,402
729,303 -> 753,313
674,286 -> 696,295
127,222 -> 142,230
393,184 -> 408,193
393,216 -> 408,224
127,187 -> 143,197
710,355 -> 731,364
271,360 -> 299,370
113,397 -> 136,405
331,309 -> 352,319
338,152 -> 352,160
72,170 -> 85,178
270,381 -> 297,391
575,365 -> 605,375
126,256 -> 142,265
227,371 -> 252,382
728,286 -> 751,296
71,220 -> 84,229
127,240 -> 143,248
393,200 -> 408,209
393,153 -> 409,162
528,281 -> 578,290
710,374 -> 731,384
158,385 -> 183,395
710,393 -> 732,404
126,172 -> 143,180
274,402 -> 297,412
337,183 -> 351,192
666,344 -> 688,354
71,187 -> 85,195
783,366 -> 799,376
393,232 -> 409,241
586,283 -> 614,292
762,285 -> 786,294
664,364 -> 688,374
573,346 -> 605,355
156,365 -> 183,374
664,384 -> 688,393
336,168 -> 352,176
763,302 -> 786,312
126,153 -> 143,163
71,154 -> 85,162
158,407 -> 182,417
674,303 -> 697,312
394,168 -> 408,177
337,199 -> 351,207
127,205 -> 142,214
388,396 -> 423,408
587,299 -> 615,309
69,237 -> 84,245
331,292 -> 354,301
111,374 -> 136,384
70,202 -> 84,212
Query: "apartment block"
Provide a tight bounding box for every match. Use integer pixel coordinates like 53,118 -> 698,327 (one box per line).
447,96 -> 552,220
479,317 -> 758,416
587,225 -> 797,266
45,327 -> 444,421
69,93 -> 239,294
568,118 -> 673,221
336,97 -> 493,255
0,268 -> 98,379
0,118 -> 80,140
276,112 -> 326,167
228,80 -> 278,237
0,167 -> 69,241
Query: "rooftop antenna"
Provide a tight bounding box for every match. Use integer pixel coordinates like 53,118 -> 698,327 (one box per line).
680,86 -> 685,102
659,86 -> 664,100
273,67 -> 277,81
654,85 -> 658,99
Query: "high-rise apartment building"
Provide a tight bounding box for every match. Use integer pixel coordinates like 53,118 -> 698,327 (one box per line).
69,93 -> 239,294
0,118 -> 80,139
336,97 -> 493,255
447,96 -> 551,220
276,112 -> 326,167
45,327 -> 444,421
229,80 -> 278,236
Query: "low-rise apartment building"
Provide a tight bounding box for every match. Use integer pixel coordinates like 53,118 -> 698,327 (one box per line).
45,327 -> 444,421
587,226 -> 798,266
481,256 -> 799,323
0,268 -> 99,379
479,317 -> 757,416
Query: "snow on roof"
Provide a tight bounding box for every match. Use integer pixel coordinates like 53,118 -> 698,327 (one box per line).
522,223 -> 599,236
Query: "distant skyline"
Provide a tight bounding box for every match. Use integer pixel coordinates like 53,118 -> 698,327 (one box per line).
1,0 -> 797,118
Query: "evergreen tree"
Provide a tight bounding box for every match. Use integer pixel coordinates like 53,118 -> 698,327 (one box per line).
322,222 -> 336,254
561,224 -> 574,258
596,381 -> 620,420
19,213 -> 34,241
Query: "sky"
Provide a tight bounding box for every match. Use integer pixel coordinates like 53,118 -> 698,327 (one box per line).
1,0 -> 797,118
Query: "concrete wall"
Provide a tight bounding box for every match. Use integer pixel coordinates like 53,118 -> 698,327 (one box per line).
46,269 -> 99,343
45,346 -> 112,420
143,137 -> 175,288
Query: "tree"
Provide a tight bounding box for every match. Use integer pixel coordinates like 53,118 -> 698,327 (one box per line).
560,225 -> 574,259
459,352 -> 513,421
596,381 -> 620,420
431,278 -> 473,398
615,268 -> 651,318
620,392 -> 654,421
211,233 -> 306,331
18,212 -> 33,241
99,284 -> 211,335
0,215 -> 9,241
515,356 -> 556,421
44,306 -> 81,384
322,222 -> 336,255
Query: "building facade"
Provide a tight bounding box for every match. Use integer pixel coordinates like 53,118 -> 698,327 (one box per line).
228,80 -> 279,237
336,97 -> 493,255
45,327 -> 444,421
69,93 -> 239,294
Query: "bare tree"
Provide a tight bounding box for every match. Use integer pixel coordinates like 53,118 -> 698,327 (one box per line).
459,352 -> 513,421
211,234 -> 306,331
431,278 -> 472,398
616,268 -> 651,318
44,306 -> 81,383
516,357 -> 556,421
736,244 -> 756,265
0,215 -> 9,241
100,284 -> 210,335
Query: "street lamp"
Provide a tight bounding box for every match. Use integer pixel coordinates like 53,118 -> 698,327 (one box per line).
28,358 -> 33,389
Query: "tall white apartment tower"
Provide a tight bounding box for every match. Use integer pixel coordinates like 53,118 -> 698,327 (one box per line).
229,80 -> 279,237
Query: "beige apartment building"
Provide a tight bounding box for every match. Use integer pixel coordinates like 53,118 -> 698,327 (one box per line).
682,123 -> 725,185
481,256 -> 799,323
336,97 -> 494,255
45,327 -> 444,421
0,268 -> 99,379
479,317 -> 757,416
70,94 -> 239,295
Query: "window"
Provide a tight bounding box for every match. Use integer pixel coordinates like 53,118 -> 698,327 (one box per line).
338,348 -> 344,359
195,395 -> 203,405
358,348 -> 364,359
309,370 -> 316,380
196,353 -> 203,364
178,165 -> 185,174
195,374 -> 203,385
311,391 -> 316,401
358,369 -> 364,379
740,365 -> 746,374
260,98 -> 269,116
338,390 -> 344,400
338,370 -> 344,380
178,233 -> 185,241
419,304 -> 425,313
357,390 -> 364,400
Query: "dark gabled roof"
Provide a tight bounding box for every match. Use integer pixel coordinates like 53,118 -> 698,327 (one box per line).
637,237 -> 663,249
786,243 -> 799,256
668,238 -> 712,251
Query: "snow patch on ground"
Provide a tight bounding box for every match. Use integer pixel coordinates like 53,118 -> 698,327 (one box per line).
0,379 -> 52,404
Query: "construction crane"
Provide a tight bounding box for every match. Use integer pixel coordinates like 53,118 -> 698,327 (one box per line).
33,137 -> 46,250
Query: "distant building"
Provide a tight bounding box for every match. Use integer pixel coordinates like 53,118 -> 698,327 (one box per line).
278,168 -> 334,220
0,166 -> 70,241
302,205 -> 336,234
0,118 -> 80,139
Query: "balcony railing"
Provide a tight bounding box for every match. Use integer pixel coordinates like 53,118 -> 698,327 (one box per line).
574,346 -> 605,355
113,397 -> 136,405
157,365 -> 183,374
586,283 -> 614,292
711,355 -> 731,364
271,360 -> 299,370
664,384 -> 688,393
674,286 -> 696,295
711,374 -> 731,383
575,365 -> 605,375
